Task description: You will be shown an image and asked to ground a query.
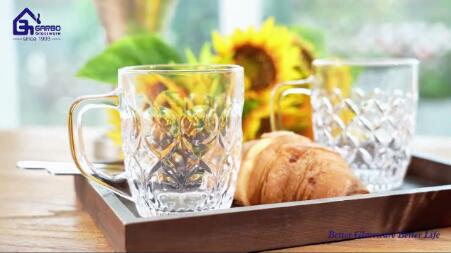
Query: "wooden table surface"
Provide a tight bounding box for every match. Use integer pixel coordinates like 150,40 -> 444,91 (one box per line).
0,128 -> 450,252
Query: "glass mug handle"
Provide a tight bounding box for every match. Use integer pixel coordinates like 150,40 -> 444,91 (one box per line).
68,92 -> 133,201
269,77 -> 313,131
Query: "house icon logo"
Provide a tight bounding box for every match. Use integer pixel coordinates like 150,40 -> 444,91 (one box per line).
13,8 -> 41,36
12,7 -> 61,41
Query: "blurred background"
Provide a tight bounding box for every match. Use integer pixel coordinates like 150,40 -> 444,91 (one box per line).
1,0 -> 450,135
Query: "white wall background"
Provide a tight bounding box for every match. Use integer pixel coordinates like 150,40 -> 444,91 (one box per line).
0,0 -> 19,128
219,0 -> 262,34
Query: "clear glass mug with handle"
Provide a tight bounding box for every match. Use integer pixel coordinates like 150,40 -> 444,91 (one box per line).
68,64 -> 244,217
270,59 -> 419,192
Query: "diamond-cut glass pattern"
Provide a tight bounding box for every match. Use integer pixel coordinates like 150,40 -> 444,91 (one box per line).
312,88 -> 416,192
116,66 -> 244,217
121,96 -> 242,216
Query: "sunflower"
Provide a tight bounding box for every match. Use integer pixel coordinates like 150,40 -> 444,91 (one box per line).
212,17 -> 314,140
107,109 -> 122,145
107,74 -> 187,146
213,18 -> 300,95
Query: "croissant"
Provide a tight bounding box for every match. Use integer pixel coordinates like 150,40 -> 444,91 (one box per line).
235,131 -> 368,205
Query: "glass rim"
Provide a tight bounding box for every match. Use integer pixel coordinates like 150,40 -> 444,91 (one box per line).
119,64 -> 243,74
313,58 -> 420,67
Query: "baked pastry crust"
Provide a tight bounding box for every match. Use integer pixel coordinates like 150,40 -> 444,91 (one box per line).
235,131 -> 368,205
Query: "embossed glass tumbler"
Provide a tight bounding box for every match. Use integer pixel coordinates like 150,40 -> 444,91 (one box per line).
271,59 -> 419,192
69,65 -> 244,216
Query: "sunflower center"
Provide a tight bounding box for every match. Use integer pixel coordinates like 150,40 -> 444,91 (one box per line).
233,44 -> 276,91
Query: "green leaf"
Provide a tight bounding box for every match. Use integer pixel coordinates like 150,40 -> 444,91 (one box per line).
290,25 -> 326,56
199,43 -> 213,63
77,33 -> 182,85
243,99 -> 260,117
184,47 -> 198,64
184,42 -> 213,64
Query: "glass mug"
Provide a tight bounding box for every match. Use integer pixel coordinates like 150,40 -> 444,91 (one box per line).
68,64 -> 244,216
270,59 -> 419,192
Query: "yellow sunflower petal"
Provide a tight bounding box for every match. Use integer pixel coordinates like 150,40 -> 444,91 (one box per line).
210,17 -> 319,140
212,31 -> 229,55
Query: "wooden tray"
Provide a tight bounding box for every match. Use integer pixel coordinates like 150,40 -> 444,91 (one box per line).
74,154 -> 451,252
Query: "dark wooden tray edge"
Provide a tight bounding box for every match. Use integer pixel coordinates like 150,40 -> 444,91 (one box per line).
75,153 -> 451,252
74,176 -> 127,251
